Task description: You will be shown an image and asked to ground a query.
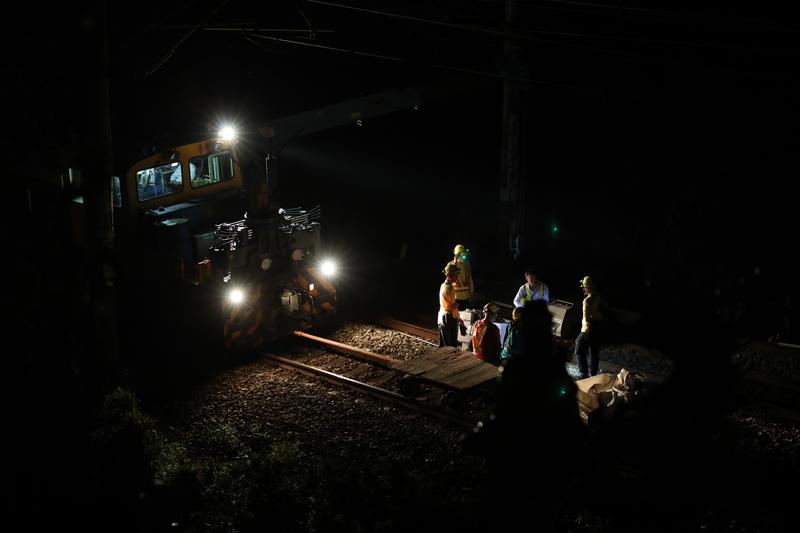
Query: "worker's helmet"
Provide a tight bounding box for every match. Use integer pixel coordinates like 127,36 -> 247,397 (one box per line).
453,244 -> 467,255
580,276 -> 594,288
483,302 -> 499,315
512,307 -> 523,321
443,263 -> 461,275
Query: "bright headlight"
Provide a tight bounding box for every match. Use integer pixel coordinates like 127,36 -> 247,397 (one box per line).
320,260 -> 337,278
228,288 -> 244,304
219,125 -> 237,141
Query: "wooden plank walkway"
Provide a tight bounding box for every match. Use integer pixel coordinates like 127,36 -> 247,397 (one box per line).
391,346 -> 500,391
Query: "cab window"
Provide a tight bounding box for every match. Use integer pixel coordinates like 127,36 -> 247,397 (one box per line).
112,176 -> 121,207
190,151 -> 234,188
136,162 -> 183,201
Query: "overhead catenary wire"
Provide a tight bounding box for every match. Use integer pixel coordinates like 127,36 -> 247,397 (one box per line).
247,32 -> 404,62
306,0 -> 800,55
250,4 -> 668,68
133,1 -> 800,88
145,0 -> 233,78
226,22 -> 666,69
121,0 -> 202,49
306,0 -> 585,39
170,25 -> 337,34
295,0 -> 316,38
244,32 -> 597,91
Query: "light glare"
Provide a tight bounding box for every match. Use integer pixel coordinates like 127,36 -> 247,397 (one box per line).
320,260 -> 337,277
228,288 -> 244,304
219,126 -> 237,141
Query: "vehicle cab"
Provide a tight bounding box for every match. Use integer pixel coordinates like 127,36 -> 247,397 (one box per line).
118,136 -> 246,281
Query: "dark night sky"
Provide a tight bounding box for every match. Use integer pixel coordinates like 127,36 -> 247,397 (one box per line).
5,1 -> 800,341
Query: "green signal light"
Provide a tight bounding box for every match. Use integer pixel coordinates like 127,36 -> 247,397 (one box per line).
558,385 -> 568,397
551,224 -> 559,234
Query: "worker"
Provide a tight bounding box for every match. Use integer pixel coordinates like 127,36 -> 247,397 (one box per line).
472,302 -> 502,364
575,275 -> 605,379
500,307 -> 524,362
513,267 -> 550,308
439,263 -> 467,348
462,300 -> 585,531
446,244 -> 475,310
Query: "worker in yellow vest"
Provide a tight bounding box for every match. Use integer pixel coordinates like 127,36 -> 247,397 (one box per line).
513,267 -> 550,308
575,275 -> 606,378
445,244 -> 475,310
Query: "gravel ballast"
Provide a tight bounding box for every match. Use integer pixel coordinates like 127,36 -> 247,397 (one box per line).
143,320 -> 799,532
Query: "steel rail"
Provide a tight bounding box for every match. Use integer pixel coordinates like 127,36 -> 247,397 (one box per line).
262,353 -> 476,429
292,330 -> 396,367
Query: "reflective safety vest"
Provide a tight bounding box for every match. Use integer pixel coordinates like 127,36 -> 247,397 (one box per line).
439,281 -> 459,320
448,259 -> 474,301
472,318 -> 500,363
522,282 -> 546,304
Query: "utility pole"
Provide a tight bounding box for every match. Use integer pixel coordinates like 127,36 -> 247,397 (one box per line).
76,1 -> 118,395
498,0 -> 530,272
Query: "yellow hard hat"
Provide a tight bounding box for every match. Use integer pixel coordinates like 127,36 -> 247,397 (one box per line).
483,302 -> 499,314
512,307 -> 523,321
453,244 -> 467,255
580,276 -> 594,288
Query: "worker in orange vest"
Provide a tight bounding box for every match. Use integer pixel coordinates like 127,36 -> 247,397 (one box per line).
472,302 -> 502,364
439,263 -> 467,347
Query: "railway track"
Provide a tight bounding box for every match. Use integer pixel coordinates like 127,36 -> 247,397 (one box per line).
374,317 -> 800,422
262,352 -> 476,429
259,327 -> 495,431
256,316 -> 800,432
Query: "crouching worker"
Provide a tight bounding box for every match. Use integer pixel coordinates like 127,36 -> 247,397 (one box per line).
500,306 -> 524,362
439,263 -> 467,348
472,302 -> 502,364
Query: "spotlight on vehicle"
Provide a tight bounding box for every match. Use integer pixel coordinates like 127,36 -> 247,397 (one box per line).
320,260 -> 337,278
228,288 -> 244,304
218,125 -> 237,141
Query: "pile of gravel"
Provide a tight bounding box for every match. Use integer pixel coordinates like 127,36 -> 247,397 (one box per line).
731,342 -> 800,382
599,344 -> 675,376
725,411 -> 800,468
328,322 -> 433,361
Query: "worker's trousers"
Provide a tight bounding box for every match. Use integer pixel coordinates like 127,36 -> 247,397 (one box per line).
438,313 -> 459,348
574,330 -> 600,378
